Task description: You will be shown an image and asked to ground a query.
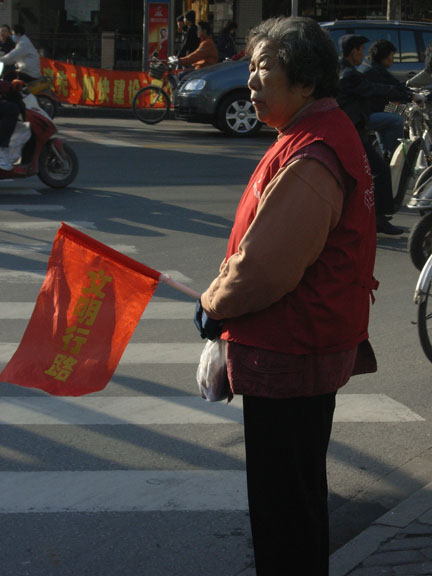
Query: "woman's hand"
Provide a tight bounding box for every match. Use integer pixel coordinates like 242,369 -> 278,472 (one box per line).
194,300 -> 223,340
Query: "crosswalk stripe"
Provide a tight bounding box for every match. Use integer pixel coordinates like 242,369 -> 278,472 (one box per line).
0,396 -> 243,425
0,301 -> 195,319
0,342 -> 204,364
0,395 -> 424,424
1,220 -> 96,230
0,187 -> 40,196
0,271 -> 46,282
0,270 -> 194,284
0,470 -> 248,513
0,243 -> 138,255
0,204 -> 65,212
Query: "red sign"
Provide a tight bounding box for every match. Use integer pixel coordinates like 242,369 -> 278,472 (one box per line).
148,3 -> 169,61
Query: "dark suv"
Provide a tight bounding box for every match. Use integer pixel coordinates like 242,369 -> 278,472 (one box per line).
174,20 -> 432,137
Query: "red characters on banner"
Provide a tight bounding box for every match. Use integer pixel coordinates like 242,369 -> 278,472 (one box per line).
40,58 -> 166,109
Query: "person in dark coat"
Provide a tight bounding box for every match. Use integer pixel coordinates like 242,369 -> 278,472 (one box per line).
0,24 -> 16,79
358,40 -> 412,157
0,24 -> 15,54
338,34 -> 406,235
217,21 -> 238,61
176,10 -> 199,58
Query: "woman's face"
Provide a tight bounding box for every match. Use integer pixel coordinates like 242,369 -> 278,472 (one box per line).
381,51 -> 395,68
248,40 -> 314,130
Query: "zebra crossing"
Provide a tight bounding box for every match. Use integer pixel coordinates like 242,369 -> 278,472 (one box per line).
0,193 -> 426,519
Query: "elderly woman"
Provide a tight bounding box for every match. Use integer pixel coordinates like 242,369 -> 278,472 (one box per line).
194,16 -> 378,575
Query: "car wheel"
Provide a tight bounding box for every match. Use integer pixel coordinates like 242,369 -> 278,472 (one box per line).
216,91 -> 261,137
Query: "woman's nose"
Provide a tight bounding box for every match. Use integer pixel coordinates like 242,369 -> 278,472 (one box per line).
248,70 -> 258,91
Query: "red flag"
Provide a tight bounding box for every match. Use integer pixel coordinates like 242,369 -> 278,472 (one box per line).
0,223 -> 161,396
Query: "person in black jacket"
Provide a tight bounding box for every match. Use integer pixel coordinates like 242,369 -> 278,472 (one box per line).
217,21 -> 237,61
338,34 -> 405,235
0,24 -> 15,54
176,10 -> 199,58
358,40 -> 412,157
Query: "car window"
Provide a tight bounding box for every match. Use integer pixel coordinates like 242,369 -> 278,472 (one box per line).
354,28 -> 400,62
421,31 -> 432,60
399,30 -> 419,62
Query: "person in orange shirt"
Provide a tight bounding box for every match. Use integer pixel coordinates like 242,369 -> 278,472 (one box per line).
178,21 -> 218,74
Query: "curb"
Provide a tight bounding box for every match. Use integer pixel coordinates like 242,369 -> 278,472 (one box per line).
329,481 -> 432,575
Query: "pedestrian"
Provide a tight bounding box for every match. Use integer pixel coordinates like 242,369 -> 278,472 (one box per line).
175,14 -> 186,56
217,21 -> 238,61
176,10 -> 199,58
0,24 -> 16,79
338,34 -> 404,235
0,24 -> 15,54
194,16 -> 378,576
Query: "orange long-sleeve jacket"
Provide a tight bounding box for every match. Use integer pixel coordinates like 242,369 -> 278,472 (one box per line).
178,36 -> 218,69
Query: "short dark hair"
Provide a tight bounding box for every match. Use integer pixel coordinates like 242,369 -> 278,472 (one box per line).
246,16 -> 339,99
222,21 -> 238,35
338,34 -> 369,57
1,24 -> 11,32
13,24 -> 25,35
184,10 -> 196,24
368,39 -> 397,64
198,21 -> 211,35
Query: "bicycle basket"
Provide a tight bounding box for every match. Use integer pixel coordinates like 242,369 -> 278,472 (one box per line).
149,62 -> 165,80
384,102 -> 409,117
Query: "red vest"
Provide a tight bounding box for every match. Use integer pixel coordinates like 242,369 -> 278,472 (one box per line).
222,105 -> 378,355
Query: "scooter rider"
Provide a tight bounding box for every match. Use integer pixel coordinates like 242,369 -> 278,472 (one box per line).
0,24 -> 41,82
338,34 -> 405,235
358,39 -> 413,158
0,78 -> 22,170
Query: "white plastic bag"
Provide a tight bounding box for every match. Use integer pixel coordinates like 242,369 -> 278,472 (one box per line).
196,339 -> 232,402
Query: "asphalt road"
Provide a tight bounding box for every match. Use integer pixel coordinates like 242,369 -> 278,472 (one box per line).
0,114 -> 431,576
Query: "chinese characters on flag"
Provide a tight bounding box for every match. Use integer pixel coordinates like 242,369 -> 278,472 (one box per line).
0,224 -> 160,396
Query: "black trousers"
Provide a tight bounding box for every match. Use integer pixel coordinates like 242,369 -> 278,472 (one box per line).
362,137 -> 395,216
0,100 -> 19,147
242,392 -> 336,576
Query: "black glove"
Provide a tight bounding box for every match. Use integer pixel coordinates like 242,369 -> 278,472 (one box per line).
194,299 -> 223,341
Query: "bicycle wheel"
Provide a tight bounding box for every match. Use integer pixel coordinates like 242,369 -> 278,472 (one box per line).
418,276 -> 432,362
393,139 -> 429,212
133,86 -> 170,125
408,211 -> 432,271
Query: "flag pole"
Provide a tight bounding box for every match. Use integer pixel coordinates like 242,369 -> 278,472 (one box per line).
159,273 -> 201,300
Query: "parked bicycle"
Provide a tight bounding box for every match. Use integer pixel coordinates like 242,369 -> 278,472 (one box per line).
414,251 -> 432,362
385,95 -> 432,210
132,56 -> 179,125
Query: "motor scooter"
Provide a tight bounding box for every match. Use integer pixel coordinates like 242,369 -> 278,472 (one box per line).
0,68 -> 78,188
26,75 -> 60,119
